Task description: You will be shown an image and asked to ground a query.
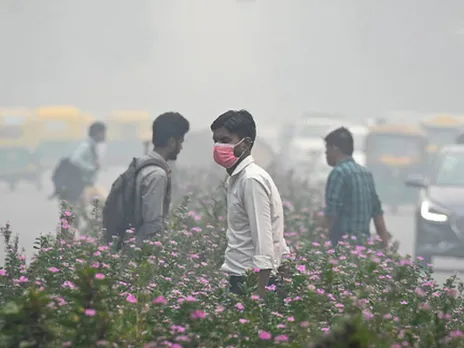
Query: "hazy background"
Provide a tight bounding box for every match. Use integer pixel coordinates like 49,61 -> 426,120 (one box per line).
1,0 -> 464,127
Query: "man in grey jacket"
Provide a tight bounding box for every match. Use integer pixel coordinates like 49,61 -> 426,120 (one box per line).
135,112 -> 189,245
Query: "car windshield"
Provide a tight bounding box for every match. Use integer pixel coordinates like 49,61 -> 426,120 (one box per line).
367,134 -> 422,157
426,127 -> 461,146
433,152 -> 464,186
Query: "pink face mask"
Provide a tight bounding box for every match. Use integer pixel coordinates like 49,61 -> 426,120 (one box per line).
213,142 -> 242,169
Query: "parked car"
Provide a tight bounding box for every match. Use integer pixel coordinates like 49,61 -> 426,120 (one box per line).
405,145 -> 464,265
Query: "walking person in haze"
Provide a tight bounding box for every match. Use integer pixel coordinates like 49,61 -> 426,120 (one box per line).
70,121 -> 106,190
210,110 -> 289,298
321,127 -> 389,247
134,112 -> 189,246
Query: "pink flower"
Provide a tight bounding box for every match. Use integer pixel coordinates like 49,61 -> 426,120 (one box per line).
235,303 -> 245,311
17,276 -> 28,283
126,294 -> 137,304
287,316 -> 295,322
297,264 -> 306,273
239,318 -> 249,324
275,335 -> 289,343
84,308 -> 96,316
48,267 -> 60,273
415,287 -> 426,297
0,269 -> 7,276
95,273 -> 105,280
450,330 -> 464,338
191,310 -> 207,319
363,310 -> 374,321
400,300 -> 408,305
446,288 -> 458,298
184,295 -> 197,302
153,296 -> 168,305
251,295 -> 260,301
61,281 -> 77,290
259,331 -> 272,340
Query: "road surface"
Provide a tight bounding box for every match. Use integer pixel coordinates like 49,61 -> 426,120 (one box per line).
0,167 -> 462,285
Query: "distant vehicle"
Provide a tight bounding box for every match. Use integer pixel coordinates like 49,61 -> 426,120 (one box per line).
366,124 -> 427,214
105,110 -> 152,167
288,117 -> 344,165
405,145 -> 464,265
421,115 -> 463,155
350,125 -> 369,152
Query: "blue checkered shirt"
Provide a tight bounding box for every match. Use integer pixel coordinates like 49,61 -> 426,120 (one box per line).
324,157 -> 383,242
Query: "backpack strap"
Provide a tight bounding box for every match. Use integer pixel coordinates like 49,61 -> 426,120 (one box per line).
132,157 -> 171,229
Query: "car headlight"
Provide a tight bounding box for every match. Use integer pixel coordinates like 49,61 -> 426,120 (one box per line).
420,201 -> 448,222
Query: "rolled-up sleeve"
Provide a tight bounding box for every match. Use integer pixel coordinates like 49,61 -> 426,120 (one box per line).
324,169 -> 345,217
369,173 -> 383,217
243,177 -> 275,270
140,169 -> 168,236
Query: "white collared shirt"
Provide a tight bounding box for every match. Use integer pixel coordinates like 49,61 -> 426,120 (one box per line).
221,156 -> 289,276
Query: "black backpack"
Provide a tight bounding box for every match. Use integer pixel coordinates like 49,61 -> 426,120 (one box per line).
102,157 -> 167,245
50,158 -> 86,203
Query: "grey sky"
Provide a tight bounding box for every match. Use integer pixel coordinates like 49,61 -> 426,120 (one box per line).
1,0 -> 464,129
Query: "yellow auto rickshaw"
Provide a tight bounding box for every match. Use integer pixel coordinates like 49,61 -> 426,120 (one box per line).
0,108 -> 42,191
421,115 -> 463,154
33,106 -> 94,169
366,124 -> 427,213
105,110 -> 152,166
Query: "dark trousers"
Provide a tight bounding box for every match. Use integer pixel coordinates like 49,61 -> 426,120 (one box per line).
229,275 -> 279,295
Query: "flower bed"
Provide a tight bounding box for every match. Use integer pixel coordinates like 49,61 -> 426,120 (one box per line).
0,171 -> 463,347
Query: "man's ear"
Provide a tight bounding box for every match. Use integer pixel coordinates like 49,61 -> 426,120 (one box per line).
244,137 -> 253,149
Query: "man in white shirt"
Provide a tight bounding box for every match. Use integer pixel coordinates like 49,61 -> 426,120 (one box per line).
210,110 -> 289,297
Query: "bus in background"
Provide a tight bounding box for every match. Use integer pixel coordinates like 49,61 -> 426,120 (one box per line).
33,106 -> 94,169
0,108 -> 42,191
105,110 -> 152,167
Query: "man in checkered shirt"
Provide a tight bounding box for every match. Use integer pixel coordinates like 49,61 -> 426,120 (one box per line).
321,127 -> 389,247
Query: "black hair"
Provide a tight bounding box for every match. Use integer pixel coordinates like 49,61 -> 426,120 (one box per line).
152,112 -> 190,147
456,132 -> 464,144
88,122 -> 106,138
210,109 -> 256,147
324,127 -> 354,156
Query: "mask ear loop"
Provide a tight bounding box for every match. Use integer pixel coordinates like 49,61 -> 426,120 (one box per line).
236,137 -> 253,158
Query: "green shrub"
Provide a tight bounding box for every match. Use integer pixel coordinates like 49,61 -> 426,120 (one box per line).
0,172 -> 463,347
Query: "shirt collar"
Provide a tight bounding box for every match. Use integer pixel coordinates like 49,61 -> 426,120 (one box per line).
335,156 -> 354,167
230,155 -> 255,177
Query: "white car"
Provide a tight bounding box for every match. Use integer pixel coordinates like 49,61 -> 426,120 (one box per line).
288,120 -> 368,165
